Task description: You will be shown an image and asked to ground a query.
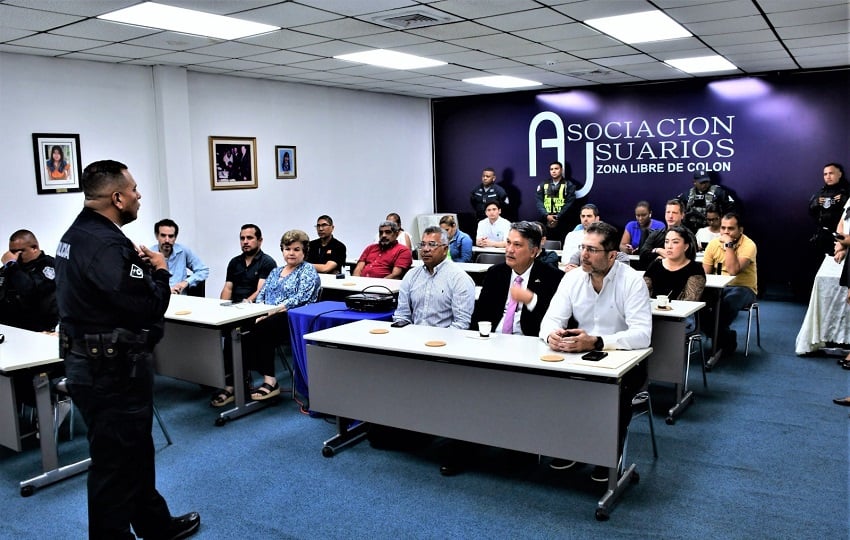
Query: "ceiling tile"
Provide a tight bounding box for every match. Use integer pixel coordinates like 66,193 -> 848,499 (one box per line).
83,43 -> 173,59
448,34 -> 556,56
478,8 -> 575,32
188,41 -> 276,58
768,5 -> 850,27
235,2 -> 343,28
9,33 -> 107,51
428,0 -> 542,19
294,18 -> 393,39
666,0 -> 759,22
296,0 -> 418,17
407,21 -> 498,40
0,4 -> 84,31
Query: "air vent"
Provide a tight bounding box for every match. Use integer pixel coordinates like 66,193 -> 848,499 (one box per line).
365,7 -> 460,30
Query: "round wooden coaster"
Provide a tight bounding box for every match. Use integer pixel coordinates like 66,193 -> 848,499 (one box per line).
369,328 -> 389,334
425,340 -> 446,347
342,282 -> 356,286
174,310 -> 192,316
540,354 -> 564,362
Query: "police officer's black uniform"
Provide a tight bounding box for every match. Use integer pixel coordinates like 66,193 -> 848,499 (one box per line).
55,206 -> 174,539
0,250 -> 58,332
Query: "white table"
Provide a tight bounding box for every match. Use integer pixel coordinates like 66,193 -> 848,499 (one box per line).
411,260 -> 492,275
305,319 -> 651,520
154,295 -> 275,425
648,299 -> 706,423
796,255 -> 847,354
318,273 -> 401,301
0,325 -> 90,496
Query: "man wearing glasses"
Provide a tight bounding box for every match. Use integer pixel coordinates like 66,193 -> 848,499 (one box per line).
307,215 -> 347,274
353,221 -> 412,279
0,229 -> 58,332
393,226 -> 475,329
539,221 -> 651,482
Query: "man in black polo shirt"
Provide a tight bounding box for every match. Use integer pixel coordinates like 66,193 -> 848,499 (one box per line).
306,215 -> 347,274
219,224 -> 277,303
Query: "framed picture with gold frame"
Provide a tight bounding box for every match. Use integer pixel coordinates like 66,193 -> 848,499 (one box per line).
209,136 -> 258,190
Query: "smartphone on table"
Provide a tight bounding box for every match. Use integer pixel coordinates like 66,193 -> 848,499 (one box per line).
581,351 -> 608,361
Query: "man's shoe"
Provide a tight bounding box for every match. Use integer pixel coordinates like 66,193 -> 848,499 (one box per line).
590,466 -> 609,482
549,458 -> 576,470
440,463 -> 461,476
165,512 -> 200,540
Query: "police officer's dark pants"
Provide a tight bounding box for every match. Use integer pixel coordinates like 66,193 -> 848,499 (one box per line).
66,350 -> 171,539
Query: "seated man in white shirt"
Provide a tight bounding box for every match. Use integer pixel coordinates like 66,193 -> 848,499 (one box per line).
695,205 -> 722,249
540,221 -> 651,481
475,201 -> 511,248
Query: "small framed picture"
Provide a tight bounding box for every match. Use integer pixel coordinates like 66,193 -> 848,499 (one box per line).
32,133 -> 83,195
209,136 -> 258,190
275,145 -> 297,179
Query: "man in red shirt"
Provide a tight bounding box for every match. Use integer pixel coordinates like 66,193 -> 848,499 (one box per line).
353,220 -> 412,279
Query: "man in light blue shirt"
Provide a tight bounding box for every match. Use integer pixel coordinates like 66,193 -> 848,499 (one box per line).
393,226 -> 475,329
150,218 -> 209,295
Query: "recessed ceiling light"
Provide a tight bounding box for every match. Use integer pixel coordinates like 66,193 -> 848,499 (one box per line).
665,55 -> 738,74
334,49 -> 446,70
463,76 -> 542,89
98,2 -> 279,41
585,10 -> 691,44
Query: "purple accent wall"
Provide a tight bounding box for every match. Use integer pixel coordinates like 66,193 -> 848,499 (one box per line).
433,70 -> 850,298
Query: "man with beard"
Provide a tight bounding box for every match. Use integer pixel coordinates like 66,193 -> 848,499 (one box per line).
220,224 -> 277,303
353,220 -> 412,279
150,218 -> 209,295
540,221 -> 651,481
54,159 -> 200,539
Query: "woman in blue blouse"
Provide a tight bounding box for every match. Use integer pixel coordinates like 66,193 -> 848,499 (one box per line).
250,229 -> 320,401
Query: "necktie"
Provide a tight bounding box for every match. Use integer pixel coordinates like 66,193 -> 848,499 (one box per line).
502,275 -> 524,334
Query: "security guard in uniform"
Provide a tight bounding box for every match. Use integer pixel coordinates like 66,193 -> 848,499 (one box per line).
535,160 -> 577,243
678,170 -> 736,233
55,160 -> 200,540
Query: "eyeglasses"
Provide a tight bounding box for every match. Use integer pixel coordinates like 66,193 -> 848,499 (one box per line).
418,241 -> 446,250
315,223 -> 331,229
578,244 -> 609,254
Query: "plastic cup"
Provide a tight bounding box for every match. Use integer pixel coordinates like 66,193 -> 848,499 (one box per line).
657,295 -> 669,308
478,321 -> 492,337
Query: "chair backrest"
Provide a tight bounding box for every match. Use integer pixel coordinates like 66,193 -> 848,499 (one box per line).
543,240 -> 562,250
475,253 -> 505,264
186,281 -> 206,297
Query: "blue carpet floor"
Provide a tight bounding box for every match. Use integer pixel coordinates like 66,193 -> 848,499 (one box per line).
1,300 -> 848,539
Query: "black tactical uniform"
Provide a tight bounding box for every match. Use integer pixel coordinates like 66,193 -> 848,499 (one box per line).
0,250 -> 58,332
470,183 -> 509,221
55,207 -> 173,539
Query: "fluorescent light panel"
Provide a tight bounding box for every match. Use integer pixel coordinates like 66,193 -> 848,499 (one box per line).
98,2 -> 279,41
463,76 -> 542,89
585,10 -> 691,44
665,55 -> 737,74
334,50 -> 446,70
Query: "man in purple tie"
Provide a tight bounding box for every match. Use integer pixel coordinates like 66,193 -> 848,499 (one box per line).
471,221 -> 563,337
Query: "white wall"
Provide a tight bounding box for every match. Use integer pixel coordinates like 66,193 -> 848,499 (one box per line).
0,52 -> 434,293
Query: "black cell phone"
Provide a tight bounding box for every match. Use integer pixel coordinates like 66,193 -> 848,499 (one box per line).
581,351 -> 608,361
833,232 -> 845,240
390,320 -> 410,328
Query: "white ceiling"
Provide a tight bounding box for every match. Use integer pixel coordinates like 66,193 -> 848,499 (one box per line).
1,0 -> 848,98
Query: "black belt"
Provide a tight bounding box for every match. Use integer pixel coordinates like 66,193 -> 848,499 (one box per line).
66,328 -> 151,359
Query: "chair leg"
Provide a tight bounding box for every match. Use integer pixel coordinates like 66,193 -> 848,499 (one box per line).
645,393 -> 658,459
744,306 -> 754,356
755,304 -> 761,347
153,404 -> 173,446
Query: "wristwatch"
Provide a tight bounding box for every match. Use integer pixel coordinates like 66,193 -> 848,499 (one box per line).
723,241 -> 737,249
594,336 -> 604,350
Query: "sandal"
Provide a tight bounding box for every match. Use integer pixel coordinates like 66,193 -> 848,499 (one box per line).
210,388 -> 234,407
251,382 -> 280,401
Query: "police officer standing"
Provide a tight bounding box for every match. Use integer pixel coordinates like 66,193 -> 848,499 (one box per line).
55,160 -> 200,539
678,170 -> 736,234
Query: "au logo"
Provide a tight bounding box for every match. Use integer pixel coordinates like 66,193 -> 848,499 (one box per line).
129,264 -> 144,279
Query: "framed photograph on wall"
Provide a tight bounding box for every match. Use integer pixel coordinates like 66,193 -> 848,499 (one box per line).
209,136 -> 258,190
275,145 -> 297,179
32,133 -> 83,195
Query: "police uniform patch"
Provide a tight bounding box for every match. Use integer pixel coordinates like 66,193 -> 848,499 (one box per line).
129,264 -> 144,278
42,266 -> 55,280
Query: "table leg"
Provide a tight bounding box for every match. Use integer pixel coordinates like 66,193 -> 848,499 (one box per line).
596,462 -> 638,521
705,290 -> 723,370
321,417 -> 368,457
19,372 -> 90,497
216,327 -> 274,426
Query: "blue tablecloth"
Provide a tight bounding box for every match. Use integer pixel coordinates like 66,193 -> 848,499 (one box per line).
288,301 -> 394,400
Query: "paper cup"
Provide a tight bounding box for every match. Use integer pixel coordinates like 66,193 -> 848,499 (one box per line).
657,295 -> 669,308
478,321 -> 492,337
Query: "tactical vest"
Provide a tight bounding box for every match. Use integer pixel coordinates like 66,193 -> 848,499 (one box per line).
543,182 -> 566,213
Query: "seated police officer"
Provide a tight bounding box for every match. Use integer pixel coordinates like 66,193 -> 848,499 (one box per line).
0,229 -> 58,332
